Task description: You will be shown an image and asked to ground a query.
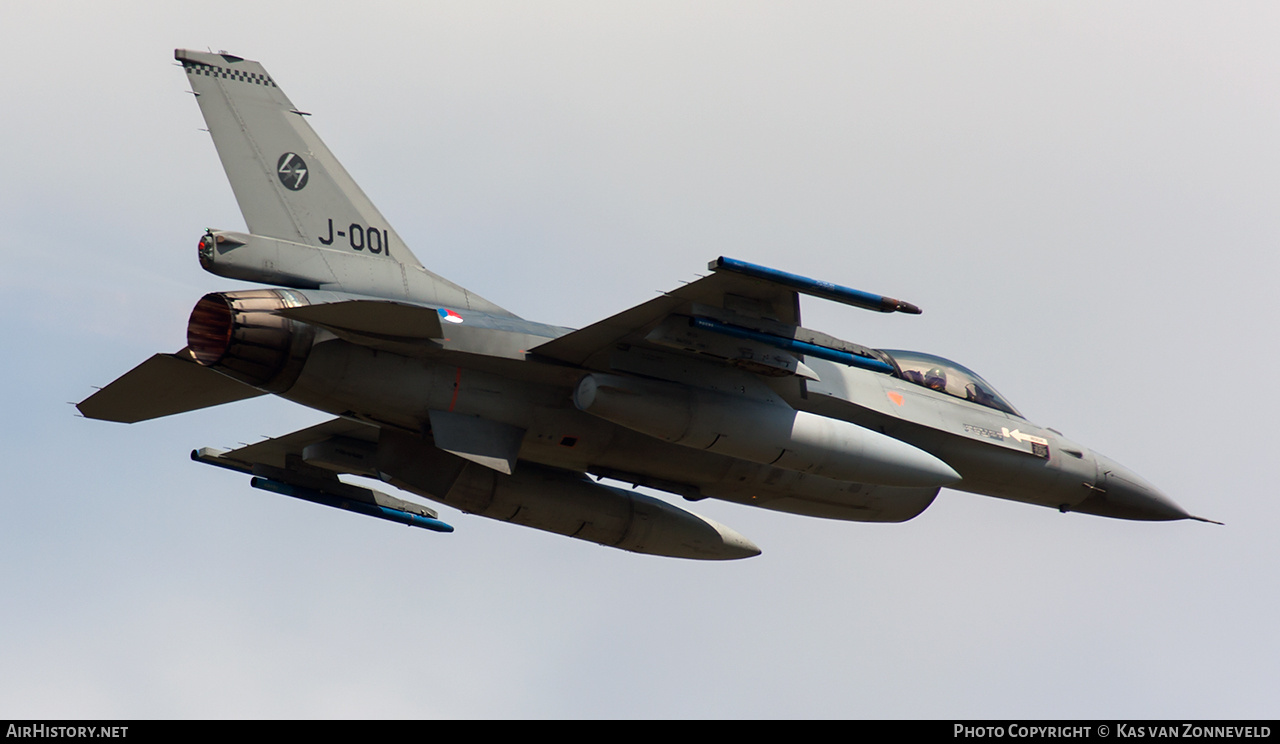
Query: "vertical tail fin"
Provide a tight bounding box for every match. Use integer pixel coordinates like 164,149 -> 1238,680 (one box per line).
176,50 -> 508,313
177,50 -> 421,266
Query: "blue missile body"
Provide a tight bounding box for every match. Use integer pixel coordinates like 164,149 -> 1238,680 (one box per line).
709,257 -> 922,314
250,477 -> 454,533
689,316 -> 896,375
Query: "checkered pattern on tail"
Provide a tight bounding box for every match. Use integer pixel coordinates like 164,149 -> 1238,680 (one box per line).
182,61 -> 276,88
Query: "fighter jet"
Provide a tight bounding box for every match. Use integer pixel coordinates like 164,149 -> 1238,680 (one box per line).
77,50 -> 1213,560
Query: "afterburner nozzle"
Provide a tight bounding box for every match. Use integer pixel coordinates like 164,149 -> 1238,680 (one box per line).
186,289 -> 314,392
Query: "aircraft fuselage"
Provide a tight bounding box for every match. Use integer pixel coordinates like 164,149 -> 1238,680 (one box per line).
79,50 -> 1200,562
239,297 -> 1181,525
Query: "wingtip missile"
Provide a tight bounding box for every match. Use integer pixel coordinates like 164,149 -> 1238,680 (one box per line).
708,256 -> 923,314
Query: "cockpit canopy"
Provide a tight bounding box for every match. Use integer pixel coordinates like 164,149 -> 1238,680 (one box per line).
880,349 -> 1021,417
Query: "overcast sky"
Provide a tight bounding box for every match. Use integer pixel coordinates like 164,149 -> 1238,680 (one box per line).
2,2 -> 1277,718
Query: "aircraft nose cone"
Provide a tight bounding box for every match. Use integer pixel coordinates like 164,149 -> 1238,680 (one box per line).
1074,453 -> 1190,521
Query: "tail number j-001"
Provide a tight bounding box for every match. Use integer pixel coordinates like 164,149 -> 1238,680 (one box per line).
318,218 -> 391,257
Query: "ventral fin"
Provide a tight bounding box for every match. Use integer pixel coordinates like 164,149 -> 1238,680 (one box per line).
428,410 -> 525,475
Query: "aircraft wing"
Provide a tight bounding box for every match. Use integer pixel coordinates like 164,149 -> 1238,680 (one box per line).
531,262 -> 800,370
193,417 -> 379,474
531,257 -> 912,375
192,417 -> 452,531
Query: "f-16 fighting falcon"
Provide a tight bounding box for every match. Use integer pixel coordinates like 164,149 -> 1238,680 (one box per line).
77,50 -> 1215,560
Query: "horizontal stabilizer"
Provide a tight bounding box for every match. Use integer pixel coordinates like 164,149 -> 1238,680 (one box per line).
77,349 -> 264,423
276,300 -> 445,340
